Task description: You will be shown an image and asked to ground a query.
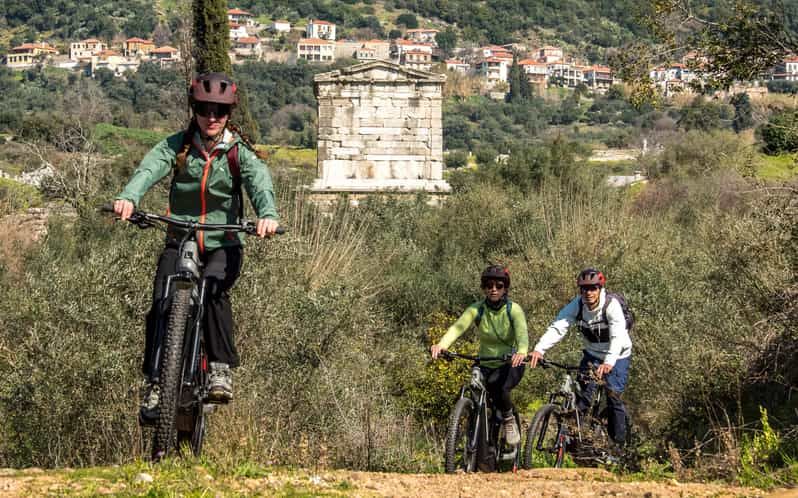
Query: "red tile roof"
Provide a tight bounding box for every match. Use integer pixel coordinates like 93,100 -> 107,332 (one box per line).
299,38 -> 334,45
126,37 -> 154,44
151,46 -> 178,53
309,19 -> 334,25
82,38 -> 101,43
236,37 -> 259,44
228,8 -> 252,15
11,42 -> 57,52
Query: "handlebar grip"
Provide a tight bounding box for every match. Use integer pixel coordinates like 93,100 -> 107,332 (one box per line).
100,203 -> 115,213
275,226 -> 286,235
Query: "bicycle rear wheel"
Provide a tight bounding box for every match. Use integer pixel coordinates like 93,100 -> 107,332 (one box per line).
152,287 -> 192,461
445,397 -> 478,473
522,403 -> 565,469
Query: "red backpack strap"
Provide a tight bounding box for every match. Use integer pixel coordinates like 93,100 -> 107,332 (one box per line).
226,144 -> 244,220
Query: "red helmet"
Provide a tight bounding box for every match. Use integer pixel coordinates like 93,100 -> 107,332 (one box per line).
481,265 -> 510,289
188,72 -> 238,106
577,268 -> 606,287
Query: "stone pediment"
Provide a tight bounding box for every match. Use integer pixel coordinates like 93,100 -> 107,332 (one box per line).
314,59 -> 446,84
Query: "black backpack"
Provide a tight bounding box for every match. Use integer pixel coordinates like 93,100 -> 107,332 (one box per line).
577,292 -> 635,331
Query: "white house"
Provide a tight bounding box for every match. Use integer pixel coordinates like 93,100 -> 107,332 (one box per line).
297,38 -> 335,63
269,20 -> 291,33
233,37 -> 262,60
69,38 -> 106,61
392,39 -> 433,60
537,46 -> 563,63
5,42 -> 59,69
150,46 -> 181,67
477,57 -> 509,85
306,19 -> 337,41
405,28 -> 439,44
773,56 -> 798,81
228,8 -> 255,26
229,22 -> 249,40
445,59 -> 470,73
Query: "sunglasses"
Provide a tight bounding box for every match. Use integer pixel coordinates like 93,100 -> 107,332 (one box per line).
193,102 -> 231,118
580,285 -> 600,292
482,281 -> 505,290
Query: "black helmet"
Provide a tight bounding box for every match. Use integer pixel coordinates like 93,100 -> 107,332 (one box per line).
577,267 -> 606,287
188,72 -> 239,106
481,265 -> 510,289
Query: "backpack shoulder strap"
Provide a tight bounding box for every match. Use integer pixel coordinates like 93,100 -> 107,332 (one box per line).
601,292 -> 614,325
226,144 -> 244,220
506,299 -> 514,330
475,301 -> 485,328
575,297 -> 583,323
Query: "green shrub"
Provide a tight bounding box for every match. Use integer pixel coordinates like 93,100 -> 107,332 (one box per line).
759,110 -> 798,155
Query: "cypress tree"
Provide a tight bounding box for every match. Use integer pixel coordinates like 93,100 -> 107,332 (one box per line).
508,54 -> 522,103
192,0 -> 260,141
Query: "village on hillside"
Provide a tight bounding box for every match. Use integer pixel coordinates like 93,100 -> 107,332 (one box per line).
4,8 -> 798,98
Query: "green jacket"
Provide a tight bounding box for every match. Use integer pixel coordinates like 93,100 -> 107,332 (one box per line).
116,130 -> 278,252
438,300 -> 529,368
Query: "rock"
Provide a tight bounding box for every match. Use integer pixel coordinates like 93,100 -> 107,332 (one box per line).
134,472 -> 154,483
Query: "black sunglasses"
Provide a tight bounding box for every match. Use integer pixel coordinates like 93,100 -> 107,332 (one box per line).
580,285 -> 600,292
193,102 -> 231,118
482,281 -> 505,290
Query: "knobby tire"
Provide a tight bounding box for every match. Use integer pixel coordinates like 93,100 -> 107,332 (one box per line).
522,403 -> 564,469
152,287 -> 192,460
445,397 -> 477,473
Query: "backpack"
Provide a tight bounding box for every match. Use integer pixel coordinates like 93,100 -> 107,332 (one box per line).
576,291 -> 635,332
474,299 -> 516,349
226,144 -> 244,220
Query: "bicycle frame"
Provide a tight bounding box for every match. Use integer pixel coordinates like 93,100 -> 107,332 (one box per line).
102,205 -> 283,459
443,351 -> 520,472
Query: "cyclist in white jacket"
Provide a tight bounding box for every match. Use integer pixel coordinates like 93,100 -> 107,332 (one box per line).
529,268 -> 632,446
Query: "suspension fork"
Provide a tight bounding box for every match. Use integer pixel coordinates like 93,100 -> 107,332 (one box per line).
467,390 -> 487,453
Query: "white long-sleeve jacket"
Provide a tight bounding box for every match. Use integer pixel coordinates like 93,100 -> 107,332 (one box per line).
533,289 -> 632,366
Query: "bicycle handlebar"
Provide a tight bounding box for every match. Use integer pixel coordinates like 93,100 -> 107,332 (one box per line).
100,204 -> 286,235
539,358 -> 581,371
439,351 -> 511,363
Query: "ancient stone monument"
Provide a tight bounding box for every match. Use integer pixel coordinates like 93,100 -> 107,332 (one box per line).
310,60 -> 450,204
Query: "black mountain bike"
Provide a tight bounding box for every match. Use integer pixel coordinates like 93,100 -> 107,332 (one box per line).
522,358 -> 627,468
440,351 -> 522,473
103,205 -> 282,460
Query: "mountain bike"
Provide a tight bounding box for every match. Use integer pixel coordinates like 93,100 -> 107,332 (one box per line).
102,205 -> 283,460
522,358 -> 627,468
439,351 -> 522,473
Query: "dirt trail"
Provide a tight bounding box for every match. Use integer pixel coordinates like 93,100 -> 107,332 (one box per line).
0,466 -> 791,497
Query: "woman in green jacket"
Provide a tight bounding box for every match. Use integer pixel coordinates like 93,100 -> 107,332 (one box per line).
113,72 -> 279,423
430,265 -> 529,446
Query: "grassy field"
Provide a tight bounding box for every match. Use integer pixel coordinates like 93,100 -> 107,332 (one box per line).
756,153 -> 796,180
93,124 -> 169,155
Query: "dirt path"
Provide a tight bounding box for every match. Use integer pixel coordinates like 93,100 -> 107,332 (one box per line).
0,466 -> 789,497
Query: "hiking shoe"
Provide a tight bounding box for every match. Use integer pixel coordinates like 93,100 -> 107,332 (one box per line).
208,362 -> 233,403
139,379 -> 160,426
503,415 -> 521,446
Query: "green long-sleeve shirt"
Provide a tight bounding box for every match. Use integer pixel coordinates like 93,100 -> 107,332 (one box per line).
116,129 -> 278,252
438,300 -> 529,368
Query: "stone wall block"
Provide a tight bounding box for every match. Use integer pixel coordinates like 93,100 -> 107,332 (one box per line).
359,127 -> 402,135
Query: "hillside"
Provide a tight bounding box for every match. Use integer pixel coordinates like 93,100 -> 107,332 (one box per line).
1,0 -> 645,61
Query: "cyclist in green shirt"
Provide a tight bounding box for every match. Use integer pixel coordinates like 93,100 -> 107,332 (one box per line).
430,265 -> 528,445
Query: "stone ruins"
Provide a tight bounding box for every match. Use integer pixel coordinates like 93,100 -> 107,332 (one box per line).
310,60 -> 450,204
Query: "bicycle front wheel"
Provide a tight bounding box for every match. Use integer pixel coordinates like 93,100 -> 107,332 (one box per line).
445,397 -> 478,473
522,403 -> 565,469
152,287 -> 192,461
